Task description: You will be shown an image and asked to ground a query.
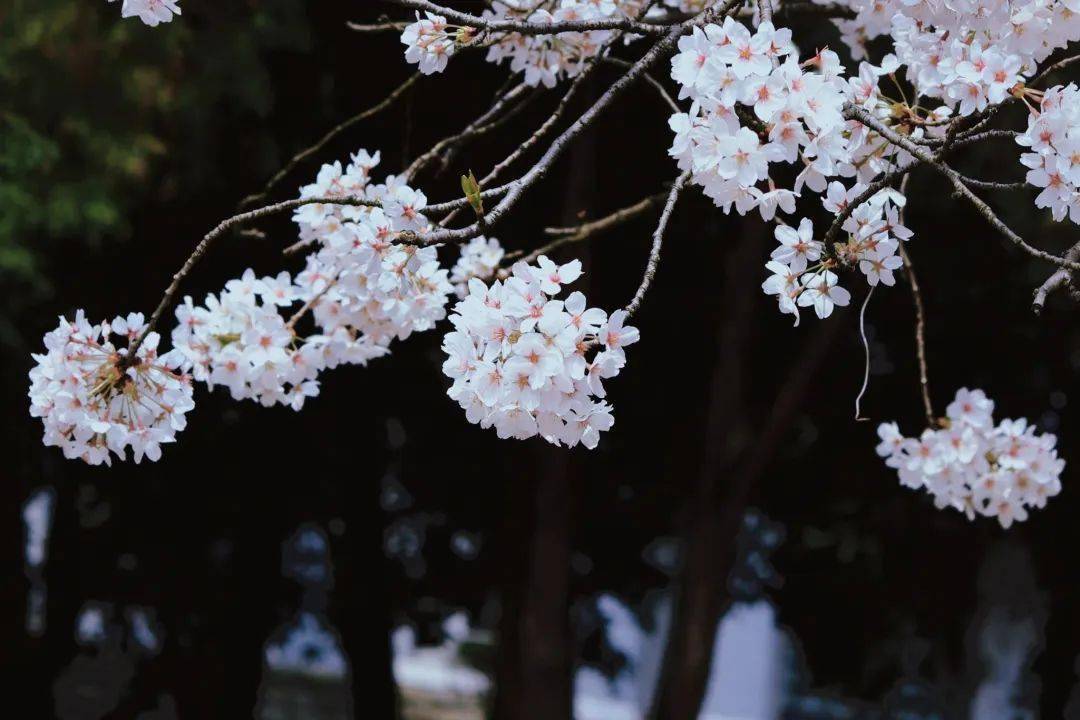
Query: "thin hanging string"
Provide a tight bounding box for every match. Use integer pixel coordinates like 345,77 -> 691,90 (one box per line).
854,284 -> 876,421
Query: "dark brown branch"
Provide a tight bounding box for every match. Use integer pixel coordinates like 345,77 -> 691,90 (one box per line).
346,20 -> 410,33
844,103 -> 1080,272
1033,241 -> 1080,314
403,82 -> 533,181
1031,54 -> 1080,88
898,242 -> 934,426
398,0 -> 745,247
239,73 -> 420,209
129,196 -> 380,356
626,171 -> 691,316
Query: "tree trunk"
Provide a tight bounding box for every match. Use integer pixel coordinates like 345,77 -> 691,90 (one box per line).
649,223 -> 844,720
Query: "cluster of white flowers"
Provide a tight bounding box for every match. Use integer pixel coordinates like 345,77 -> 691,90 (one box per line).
171,272 -> 342,411
401,12 -> 461,75
401,1 -> 648,86
1018,83 -> 1080,224
108,0 -> 180,26
668,19 -> 935,214
171,149 -> 453,410
441,256 -> 638,448
667,18 -> 924,322
876,389 -> 1064,528
830,0 -> 1080,116
761,185 -> 910,322
451,236 -> 505,298
29,312 -> 194,465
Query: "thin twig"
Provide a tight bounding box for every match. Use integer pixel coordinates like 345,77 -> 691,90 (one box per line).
404,82 -> 532,181
954,174 -> 1028,191
399,0 -> 744,247
286,279 -> 336,331
505,190 -> 671,265
239,73 -> 420,209
545,191 -> 671,237
625,171 -> 691,316
601,57 -> 680,112
346,20 -> 410,33
128,195 -> 380,357
898,242 -> 934,426
844,103 -> 1080,272
1033,241 -> 1080,314
1031,54 -> 1080,88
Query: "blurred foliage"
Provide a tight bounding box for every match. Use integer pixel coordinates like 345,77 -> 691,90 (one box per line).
0,0 -> 311,347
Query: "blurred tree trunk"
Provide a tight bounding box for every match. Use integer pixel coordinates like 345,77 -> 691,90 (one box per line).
491,468 -> 530,719
338,479 -> 397,720
647,220 -> 762,720
649,223 -> 843,720
519,451 -> 574,720
494,97 -> 597,720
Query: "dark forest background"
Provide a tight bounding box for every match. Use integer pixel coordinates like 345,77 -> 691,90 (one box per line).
4,1 -> 1080,718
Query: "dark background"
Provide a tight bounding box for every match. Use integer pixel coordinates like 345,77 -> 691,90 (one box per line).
3,1 -> 1080,718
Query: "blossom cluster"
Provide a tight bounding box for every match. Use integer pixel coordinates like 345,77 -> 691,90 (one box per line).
401,12 -> 460,75
1017,83 -> 1080,224
401,1 -> 648,86
830,0 -> 1080,116
666,18 -> 923,322
761,185 -> 911,323
450,236 -> 505,298
442,257 -> 638,448
29,312 -> 194,465
171,149 -> 453,410
876,389 -> 1064,528
108,0 -> 180,27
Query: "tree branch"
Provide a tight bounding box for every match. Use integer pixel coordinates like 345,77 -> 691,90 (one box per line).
129,196 -> 381,356
600,56 -> 680,112
843,103 -> 1080,272
398,0 -> 745,247
383,0 -> 672,36
403,82 -> 534,181
626,170 -> 691,316
239,73 -> 420,209
1033,241 -> 1080,314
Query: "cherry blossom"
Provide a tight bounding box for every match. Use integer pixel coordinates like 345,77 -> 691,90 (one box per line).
401,12 -> 458,75
1018,83 -> 1080,224
451,237 -> 505,299
401,0 -> 651,85
829,0 -> 1080,116
109,0 -> 181,26
441,258 -> 636,449
876,389 -> 1064,528
172,149 -> 453,409
29,312 -> 194,465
